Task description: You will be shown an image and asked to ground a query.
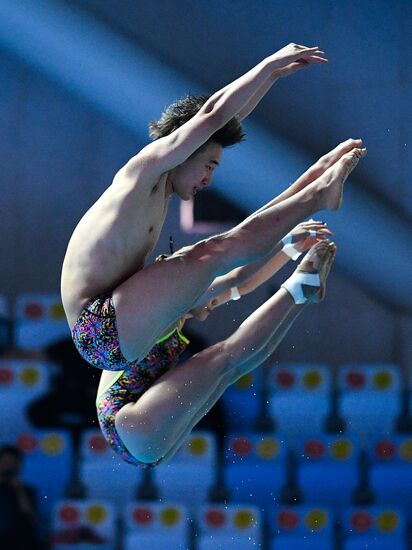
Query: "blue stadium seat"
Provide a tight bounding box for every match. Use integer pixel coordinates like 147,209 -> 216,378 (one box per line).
51,499 -> 115,550
153,430 -> 217,513
367,436 -> 412,513
14,293 -> 70,350
267,363 -> 331,438
220,370 -> 262,431
123,501 -> 190,550
16,429 -> 73,519
196,504 -> 262,550
0,359 -> 52,438
267,505 -> 334,550
342,506 -> 406,550
196,503 -> 262,549
296,435 -> 360,511
223,433 -> 287,509
338,363 -> 401,437
79,429 -> 142,510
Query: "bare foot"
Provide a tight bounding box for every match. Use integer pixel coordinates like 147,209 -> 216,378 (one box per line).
296,240 -> 337,302
315,146 -> 367,210
314,138 -> 364,176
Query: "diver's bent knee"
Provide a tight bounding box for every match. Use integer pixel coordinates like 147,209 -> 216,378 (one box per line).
134,444 -> 165,465
115,414 -> 164,463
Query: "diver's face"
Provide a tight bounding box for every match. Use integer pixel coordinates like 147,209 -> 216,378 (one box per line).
170,142 -> 222,200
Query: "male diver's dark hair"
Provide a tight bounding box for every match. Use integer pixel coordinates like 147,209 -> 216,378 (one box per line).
148,95 -> 245,148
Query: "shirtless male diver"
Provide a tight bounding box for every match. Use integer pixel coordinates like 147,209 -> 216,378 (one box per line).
61,42 -> 366,466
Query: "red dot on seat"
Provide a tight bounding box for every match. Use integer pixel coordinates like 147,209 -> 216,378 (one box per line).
133,507 -> 153,525
276,370 -> 295,388
346,371 -> 365,389
304,439 -> 326,459
351,511 -> 373,532
16,434 -> 38,453
0,368 -> 13,385
375,440 -> 396,460
205,509 -> 226,527
24,302 -> 45,319
88,435 -> 108,452
231,437 -> 253,457
277,510 -> 299,530
59,505 -> 80,524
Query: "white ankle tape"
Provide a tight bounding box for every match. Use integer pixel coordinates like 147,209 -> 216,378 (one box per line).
282,243 -> 302,261
230,286 -> 241,301
281,272 -> 320,304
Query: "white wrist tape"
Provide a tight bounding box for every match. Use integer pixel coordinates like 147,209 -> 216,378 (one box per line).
282,234 -> 293,245
281,272 -> 320,304
282,243 -> 302,261
230,286 -> 241,301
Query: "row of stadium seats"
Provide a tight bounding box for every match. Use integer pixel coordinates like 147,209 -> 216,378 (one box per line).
224,362 -> 410,438
50,499 -> 410,550
0,294 -> 409,441
0,293 -> 69,351
1,358 -> 411,440
4,428 -> 412,521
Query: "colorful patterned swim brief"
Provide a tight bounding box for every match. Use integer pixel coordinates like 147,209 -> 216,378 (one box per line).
71,294 -> 138,371
96,327 -> 189,468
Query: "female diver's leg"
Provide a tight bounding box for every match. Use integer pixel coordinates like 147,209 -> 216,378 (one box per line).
115,288 -> 295,464
115,240 -> 336,464
159,303 -> 306,464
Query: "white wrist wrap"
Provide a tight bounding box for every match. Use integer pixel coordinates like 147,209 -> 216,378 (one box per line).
282,243 -> 302,261
282,234 -> 293,245
230,286 -> 241,301
281,272 -> 320,304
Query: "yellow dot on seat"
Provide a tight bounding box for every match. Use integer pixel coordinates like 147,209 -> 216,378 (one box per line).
233,510 -> 255,529
373,371 -> 393,390
86,505 -> 107,524
376,511 -> 399,533
160,507 -> 181,526
330,439 -> 353,460
41,434 -> 64,455
50,302 -> 65,320
235,373 -> 253,389
303,370 -> 322,389
256,438 -> 279,460
399,440 -> 412,462
20,367 -> 40,387
188,437 -> 208,455
304,509 -> 328,531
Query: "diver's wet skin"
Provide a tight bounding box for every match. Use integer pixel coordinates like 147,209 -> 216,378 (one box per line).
316,146 -> 367,211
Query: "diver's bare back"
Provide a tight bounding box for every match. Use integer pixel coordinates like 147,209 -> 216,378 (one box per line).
61,164 -> 169,329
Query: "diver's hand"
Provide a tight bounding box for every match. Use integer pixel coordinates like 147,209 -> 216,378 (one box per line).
268,43 -> 328,78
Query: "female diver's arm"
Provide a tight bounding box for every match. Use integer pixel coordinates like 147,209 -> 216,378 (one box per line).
190,220 -> 331,314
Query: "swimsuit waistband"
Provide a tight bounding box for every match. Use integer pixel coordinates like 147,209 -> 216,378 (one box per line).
95,327 -> 189,404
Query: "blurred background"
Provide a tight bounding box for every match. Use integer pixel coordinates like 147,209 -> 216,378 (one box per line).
0,0 -> 411,549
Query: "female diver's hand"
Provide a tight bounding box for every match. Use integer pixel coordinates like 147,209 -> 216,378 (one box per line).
285,220 -> 333,253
